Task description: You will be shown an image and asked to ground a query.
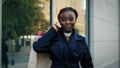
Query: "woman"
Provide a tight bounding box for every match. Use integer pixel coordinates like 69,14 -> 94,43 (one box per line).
33,7 -> 93,68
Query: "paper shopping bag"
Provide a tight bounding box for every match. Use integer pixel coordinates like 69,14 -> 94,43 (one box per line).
28,37 -> 52,68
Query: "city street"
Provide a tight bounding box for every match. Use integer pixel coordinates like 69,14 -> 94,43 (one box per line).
8,45 -> 31,68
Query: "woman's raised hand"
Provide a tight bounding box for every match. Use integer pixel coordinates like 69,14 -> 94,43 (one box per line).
53,23 -> 61,32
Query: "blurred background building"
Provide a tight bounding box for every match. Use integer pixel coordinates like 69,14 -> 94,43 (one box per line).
90,0 -> 120,68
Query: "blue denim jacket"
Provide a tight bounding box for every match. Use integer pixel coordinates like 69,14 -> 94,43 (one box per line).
33,27 -> 93,68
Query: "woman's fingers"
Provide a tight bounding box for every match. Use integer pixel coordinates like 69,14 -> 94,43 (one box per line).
53,23 -> 61,32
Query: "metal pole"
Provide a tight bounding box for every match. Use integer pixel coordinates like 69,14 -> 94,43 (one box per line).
85,0 -> 90,46
50,0 -> 53,26
0,0 -> 1,67
118,0 -> 120,67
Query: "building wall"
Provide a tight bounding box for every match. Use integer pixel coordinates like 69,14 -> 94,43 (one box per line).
91,0 -> 119,68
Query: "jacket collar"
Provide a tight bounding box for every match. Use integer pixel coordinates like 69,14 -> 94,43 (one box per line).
59,27 -> 83,41
74,32 -> 83,41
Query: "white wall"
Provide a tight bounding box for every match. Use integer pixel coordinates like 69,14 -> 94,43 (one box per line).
91,0 -> 119,68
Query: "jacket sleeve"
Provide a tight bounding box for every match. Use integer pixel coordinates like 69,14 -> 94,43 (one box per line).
33,27 -> 57,53
80,38 -> 94,68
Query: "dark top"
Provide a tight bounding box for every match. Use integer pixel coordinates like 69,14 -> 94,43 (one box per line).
33,27 -> 93,68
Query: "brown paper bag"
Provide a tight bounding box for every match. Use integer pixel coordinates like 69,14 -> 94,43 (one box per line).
28,37 -> 52,68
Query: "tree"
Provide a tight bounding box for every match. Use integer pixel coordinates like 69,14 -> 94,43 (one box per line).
2,0 -> 49,40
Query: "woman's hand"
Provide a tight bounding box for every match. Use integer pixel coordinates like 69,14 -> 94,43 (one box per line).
53,23 -> 61,32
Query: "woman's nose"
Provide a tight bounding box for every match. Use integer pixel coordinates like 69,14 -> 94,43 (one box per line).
66,20 -> 70,24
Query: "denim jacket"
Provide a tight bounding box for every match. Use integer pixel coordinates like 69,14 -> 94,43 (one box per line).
33,27 -> 93,68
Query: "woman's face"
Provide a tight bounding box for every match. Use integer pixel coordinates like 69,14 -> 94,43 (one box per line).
59,11 -> 76,33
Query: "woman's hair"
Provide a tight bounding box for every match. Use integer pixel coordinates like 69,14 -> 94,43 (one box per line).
57,7 -> 78,21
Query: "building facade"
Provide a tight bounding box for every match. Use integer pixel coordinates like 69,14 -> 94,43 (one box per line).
90,0 -> 120,68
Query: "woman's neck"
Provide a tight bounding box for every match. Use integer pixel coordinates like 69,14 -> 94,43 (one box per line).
64,32 -> 72,42
64,32 -> 72,37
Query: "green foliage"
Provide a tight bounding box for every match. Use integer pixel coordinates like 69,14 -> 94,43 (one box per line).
2,0 -> 49,40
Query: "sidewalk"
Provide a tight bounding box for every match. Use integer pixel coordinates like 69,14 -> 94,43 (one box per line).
8,46 -> 31,68
8,63 -> 28,68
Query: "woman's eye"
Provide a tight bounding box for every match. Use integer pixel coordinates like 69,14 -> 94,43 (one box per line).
69,17 -> 74,21
60,17 -> 74,22
60,17 -> 66,22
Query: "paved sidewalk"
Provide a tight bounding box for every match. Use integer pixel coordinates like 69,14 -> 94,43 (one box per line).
8,46 -> 31,68
8,63 -> 28,68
